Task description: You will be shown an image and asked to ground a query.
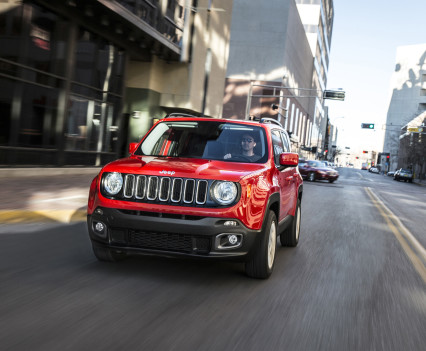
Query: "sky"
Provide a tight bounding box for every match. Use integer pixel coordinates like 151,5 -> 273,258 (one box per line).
325,0 -> 426,154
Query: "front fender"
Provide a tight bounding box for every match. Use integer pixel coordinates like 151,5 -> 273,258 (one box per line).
237,171 -> 280,230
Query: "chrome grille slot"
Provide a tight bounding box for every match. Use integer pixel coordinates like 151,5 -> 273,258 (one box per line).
118,175 -> 215,206
135,175 -> 146,199
171,178 -> 183,202
147,176 -> 158,200
159,177 -> 171,201
196,180 -> 208,204
184,179 -> 195,203
124,174 -> 135,198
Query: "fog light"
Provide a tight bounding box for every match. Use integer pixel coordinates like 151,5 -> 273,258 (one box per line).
228,234 -> 238,245
95,222 -> 105,233
95,208 -> 103,215
215,233 -> 242,250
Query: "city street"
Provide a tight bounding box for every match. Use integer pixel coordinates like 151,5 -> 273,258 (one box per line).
0,167 -> 425,351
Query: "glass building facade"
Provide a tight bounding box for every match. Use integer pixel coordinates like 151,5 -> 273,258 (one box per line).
0,0 -> 233,166
0,2 -> 126,166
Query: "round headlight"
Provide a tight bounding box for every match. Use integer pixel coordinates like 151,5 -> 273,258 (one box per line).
103,172 -> 123,195
211,181 -> 238,205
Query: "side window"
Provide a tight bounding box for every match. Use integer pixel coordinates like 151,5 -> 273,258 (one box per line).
280,131 -> 291,152
271,130 -> 284,165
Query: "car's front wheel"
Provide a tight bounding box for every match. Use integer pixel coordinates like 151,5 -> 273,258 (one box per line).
245,211 -> 277,279
280,198 -> 301,247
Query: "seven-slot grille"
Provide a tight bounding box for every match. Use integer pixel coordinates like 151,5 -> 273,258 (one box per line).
122,174 -> 209,205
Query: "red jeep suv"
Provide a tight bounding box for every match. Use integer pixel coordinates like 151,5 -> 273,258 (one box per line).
87,115 -> 303,278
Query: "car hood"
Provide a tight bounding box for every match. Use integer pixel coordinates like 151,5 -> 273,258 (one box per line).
101,156 -> 267,182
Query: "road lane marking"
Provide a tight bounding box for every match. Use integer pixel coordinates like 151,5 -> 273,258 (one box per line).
29,195 -> 88,203
0,209 -> 86,224
365,187 -> 426,283
365,188 -> 426,260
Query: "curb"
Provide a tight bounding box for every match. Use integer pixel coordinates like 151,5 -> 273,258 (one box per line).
0,209 -> 87,224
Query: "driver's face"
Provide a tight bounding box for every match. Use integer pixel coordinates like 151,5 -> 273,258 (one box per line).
241,135 -> 255,151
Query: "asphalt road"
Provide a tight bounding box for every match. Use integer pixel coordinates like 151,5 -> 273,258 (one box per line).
0,168 -> 425,351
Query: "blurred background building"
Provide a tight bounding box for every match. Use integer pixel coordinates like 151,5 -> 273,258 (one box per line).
0,0 -> 335,167
382,43 -> 426,176
0,0 -> 232,166
223,0 -> 334,159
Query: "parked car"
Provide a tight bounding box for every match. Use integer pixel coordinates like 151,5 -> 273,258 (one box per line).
368,167 -> 379,173
87,115 -> 303,279
394,168 -> 413,182
387,171 -> 395,177
298,160 -> 339,183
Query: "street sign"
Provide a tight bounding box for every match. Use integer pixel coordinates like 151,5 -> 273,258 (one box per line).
361,123 -> 374,129
323,90 -> 345,101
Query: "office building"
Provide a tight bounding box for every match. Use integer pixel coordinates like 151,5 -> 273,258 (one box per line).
223,0 -> 334,157
382,43 -> 426,172
0,0 -> 232,166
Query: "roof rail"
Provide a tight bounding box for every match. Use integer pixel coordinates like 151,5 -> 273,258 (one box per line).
260,117 -> 283,128
165,113 -> 197,118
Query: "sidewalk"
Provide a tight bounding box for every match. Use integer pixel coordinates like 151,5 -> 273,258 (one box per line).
0,168 -> 101,224
413,178 -> 426,186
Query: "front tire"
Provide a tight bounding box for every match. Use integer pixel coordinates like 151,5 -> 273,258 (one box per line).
280,198 -> 301,247
245,211 -> 277,279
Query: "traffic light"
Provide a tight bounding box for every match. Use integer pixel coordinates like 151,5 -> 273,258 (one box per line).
386,155 -> 390,159
355,157 -> 359,159
362,150 -> 368,153
361,123 -> 374,129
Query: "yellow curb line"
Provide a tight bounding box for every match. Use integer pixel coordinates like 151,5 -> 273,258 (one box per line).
0,210 -> 87,224
365,187 -> 426,284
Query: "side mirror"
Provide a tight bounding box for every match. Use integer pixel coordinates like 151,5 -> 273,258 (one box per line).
128,142 -> 138,154
279,152 -> 299,167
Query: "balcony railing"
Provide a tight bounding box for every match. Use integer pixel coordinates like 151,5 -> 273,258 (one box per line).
116,0 -> 183,47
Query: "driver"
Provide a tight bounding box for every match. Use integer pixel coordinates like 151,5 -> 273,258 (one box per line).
224,133 -> 261,162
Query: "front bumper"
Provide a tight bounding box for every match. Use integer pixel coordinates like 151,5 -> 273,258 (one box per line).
317,173 -> 339,181
87,207 -> 262,260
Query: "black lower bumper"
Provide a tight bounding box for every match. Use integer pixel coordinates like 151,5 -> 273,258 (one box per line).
87,207 -> 262,260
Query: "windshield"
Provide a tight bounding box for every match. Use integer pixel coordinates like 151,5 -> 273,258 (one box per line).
307,160 -> 325,168
135,120 -> 268,163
